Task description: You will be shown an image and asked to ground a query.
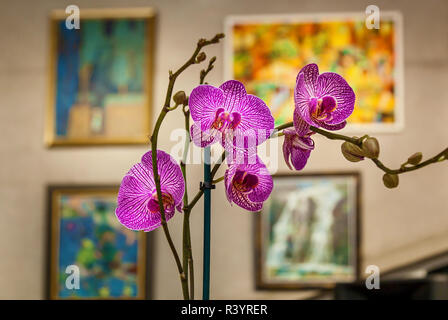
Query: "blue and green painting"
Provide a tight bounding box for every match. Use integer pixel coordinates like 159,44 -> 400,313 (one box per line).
57,193 -> 143,298
55,19 -> 147,138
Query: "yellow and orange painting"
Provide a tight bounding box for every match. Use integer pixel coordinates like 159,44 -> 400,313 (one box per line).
226,13 -> 403,132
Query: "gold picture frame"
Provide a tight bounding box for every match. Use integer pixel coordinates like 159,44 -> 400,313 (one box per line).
46,185 -> 151,299
45,8 -> 155,146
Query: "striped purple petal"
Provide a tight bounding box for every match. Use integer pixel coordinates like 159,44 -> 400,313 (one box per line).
224,156 -> 273,212
318,120 -> 347,131
283,129 -> 314,171
283,137 -> 293,170
316,72 -> 355,124
290,146 -> 312,171
232,94 -> 275,147
141,150 -> 185,206
297,63 -> 319,97
190,123 -> 219,148
293,109 -> 310,136
294,73 -> 320,127
227,189 -> 263,212
116,150 -> 184,232
189,84 -> 223,131
294,64 -> 355,128
189,80 -> 274,150
219,80 -> 247,112
116,175 -> 162,231
246,160 -> 273,203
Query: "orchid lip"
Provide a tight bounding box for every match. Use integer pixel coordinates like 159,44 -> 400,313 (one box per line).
147,191 -> 175,214
232,170 -> 259,193
309,95 -> 337,122
211,109 -> 242,131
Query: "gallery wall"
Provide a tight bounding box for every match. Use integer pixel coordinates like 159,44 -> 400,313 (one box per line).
0,0 -> 447,299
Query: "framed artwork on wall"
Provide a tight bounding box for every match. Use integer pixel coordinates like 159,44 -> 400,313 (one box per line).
45,8 -> 155,146
225,12 -> 404,132
47,185 -> 151,299
255,172 -> 361,289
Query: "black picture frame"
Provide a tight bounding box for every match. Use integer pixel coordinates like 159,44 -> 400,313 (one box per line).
254,172 -> 361,290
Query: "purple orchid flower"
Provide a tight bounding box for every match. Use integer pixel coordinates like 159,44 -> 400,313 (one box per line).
189,80 -> 275,149
116,150 -> 184,232
282,128 -> 315,171
224,155 -> 273,212
294,64 -> 355,135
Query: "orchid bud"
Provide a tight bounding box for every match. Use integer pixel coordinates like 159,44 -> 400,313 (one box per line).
408,152 -> 423,165
341,142 -> 365,162
210,56 -> 217,64
196,52 -> 206,63
383,173 -> 399,189
362,137 -> 380,159
173,91 -> 187,105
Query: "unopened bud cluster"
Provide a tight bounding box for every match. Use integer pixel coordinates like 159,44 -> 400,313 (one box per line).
340,136 -> 380,163
341,141 -> 365,162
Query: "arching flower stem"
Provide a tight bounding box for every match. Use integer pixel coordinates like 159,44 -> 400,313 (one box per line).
310,126 -> 447,174
150,34 -> 224,300
186,121 -> 447,213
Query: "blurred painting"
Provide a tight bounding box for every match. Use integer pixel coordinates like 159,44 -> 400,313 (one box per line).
226,13 -> 403,132
48,186 -> 148,299
46,8 -> 155,146
255,173 -> 360,289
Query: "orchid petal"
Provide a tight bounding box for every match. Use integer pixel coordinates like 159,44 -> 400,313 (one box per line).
116,176 -> 173,232
231,94 -> 275,146
283,137 -> 293,170
294,73 -> 320,127
219,80 -> 247,112
246,161 -> 273,203
189,85 -> 223,131
318,120 -> 347,131
297,63 -> 319,97
290,147 -> 312,171
228,186 -> 263,212
141,150 -> 185,208
316,72 -> 355,124
293,109 -> 311,136
190,123 -> 219,148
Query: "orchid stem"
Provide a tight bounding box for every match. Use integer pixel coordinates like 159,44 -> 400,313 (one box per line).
181,104 -> 195,300
309,125 -> 447,175
186,121 -> 447,215
203,146 -> 212,300
212,176 -> 225,184
150,34 -> 224,300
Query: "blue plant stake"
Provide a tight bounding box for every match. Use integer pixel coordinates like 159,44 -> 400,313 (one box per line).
202,146 -> 212,300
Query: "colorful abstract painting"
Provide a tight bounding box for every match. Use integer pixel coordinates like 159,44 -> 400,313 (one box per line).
226,13 -> 403,132
46,9 -> 154,145
48,186 -> 147,299
255,173 -> 359,289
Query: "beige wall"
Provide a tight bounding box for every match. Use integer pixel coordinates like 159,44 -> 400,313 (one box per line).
0,0 -> 447,299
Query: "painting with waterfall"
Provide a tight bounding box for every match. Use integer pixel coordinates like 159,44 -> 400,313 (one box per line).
255,173 -> 360,289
